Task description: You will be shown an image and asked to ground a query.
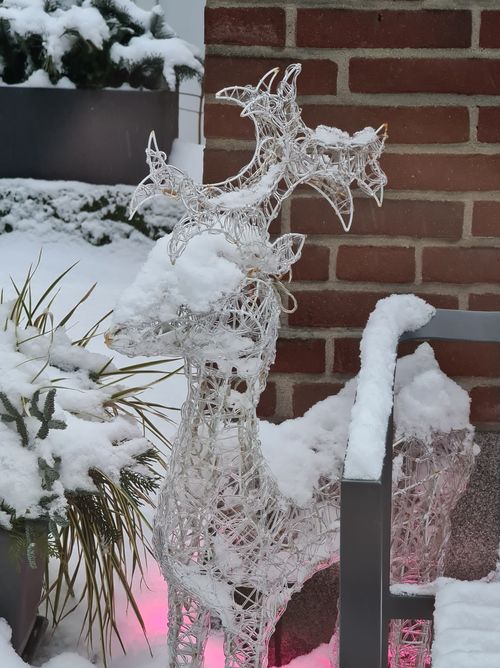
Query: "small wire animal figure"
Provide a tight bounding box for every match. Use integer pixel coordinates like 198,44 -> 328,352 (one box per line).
107,64 -> 386,668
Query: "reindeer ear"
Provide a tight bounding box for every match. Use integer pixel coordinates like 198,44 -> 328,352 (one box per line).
256,66 -> 280,91
277,64 -> 301,98
270,233 -> 306,275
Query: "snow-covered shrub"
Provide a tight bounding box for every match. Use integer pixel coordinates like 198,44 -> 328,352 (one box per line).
0,261 -> 174,662
0,0 -> 203,89
0,178 -> 183,243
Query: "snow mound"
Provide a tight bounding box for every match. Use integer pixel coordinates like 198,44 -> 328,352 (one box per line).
259,339 -> 472,506
394,343 -> 471,442
432,579 -> 500,668
112,232 -> 245,332
111,35 -> 203,91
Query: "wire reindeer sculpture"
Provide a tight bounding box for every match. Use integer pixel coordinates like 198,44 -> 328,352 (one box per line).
106,64 -> 387,668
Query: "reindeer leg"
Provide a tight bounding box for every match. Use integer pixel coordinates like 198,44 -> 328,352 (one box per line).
223,611 -> 276,668
167,584 -> 210,668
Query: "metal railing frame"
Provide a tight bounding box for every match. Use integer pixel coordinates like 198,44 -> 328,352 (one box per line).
338,308 -> 500,668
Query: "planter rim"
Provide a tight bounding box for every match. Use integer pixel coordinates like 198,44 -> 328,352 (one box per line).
0,86 -> 176,94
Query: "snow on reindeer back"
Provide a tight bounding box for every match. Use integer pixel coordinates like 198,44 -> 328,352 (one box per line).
258,337 -> 473,506
314,125 -> 379,148
259,379 -> 357,507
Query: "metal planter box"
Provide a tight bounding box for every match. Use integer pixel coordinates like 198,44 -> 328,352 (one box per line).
0,529 -> 45,656
0,87 -> 178,185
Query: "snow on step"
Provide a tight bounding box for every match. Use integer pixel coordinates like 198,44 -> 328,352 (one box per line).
432,579 -> 500,668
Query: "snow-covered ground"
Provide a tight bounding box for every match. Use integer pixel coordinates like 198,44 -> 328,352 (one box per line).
0,199 -> 320,668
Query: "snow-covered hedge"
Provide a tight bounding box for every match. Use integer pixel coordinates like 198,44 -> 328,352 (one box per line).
0,178 -> 183,244
0,0 -> 203,89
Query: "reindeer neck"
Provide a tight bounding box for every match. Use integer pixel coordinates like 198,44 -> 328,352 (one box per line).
171,359 -> 268,473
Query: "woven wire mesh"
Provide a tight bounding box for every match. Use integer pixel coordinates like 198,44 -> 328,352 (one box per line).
388,430 -> 475,668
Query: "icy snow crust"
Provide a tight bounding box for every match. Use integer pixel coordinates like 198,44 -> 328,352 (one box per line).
432,579 -> 500,668
314,125 -> 379,147
0,301 -> 153,528
344,294 -> 436,481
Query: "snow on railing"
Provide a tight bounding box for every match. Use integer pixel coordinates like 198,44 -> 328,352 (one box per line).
343,294 -> 435,481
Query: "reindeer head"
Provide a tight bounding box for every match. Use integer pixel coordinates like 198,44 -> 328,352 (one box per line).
106,227 -> 305,369
108,63 -> 387,367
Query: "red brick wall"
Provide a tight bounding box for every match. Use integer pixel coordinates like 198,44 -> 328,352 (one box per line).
204,2 -> 500,426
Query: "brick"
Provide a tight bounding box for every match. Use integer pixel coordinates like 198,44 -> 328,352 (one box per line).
468,293 -> 500,310
477,108 -> 500,143
293,244 -> 330,281
205,7 -> 285,46
257,381 -> 276,418
336,246 -> 415,283
382,154 -> 500,192
293,382 -> 343,416
297,9 -> 471,49
203,149 -> 253,184
290,290 -> 388,328
333,338 -> 360,374
291,197 -> 463,239
472,202 -> 500,236
479,11 -> 500,48
273,338 -> 325,374
470,386 -> 500,423
205,56 -> 337,97
430,341 -> 500,378
205,103 -> 253,140
268,214 -> 281,236
350,59 -> 500,95
423,248 -> 500,284
204,103 -> 464,143
302,105 -> 469,145
414,293 -> 459,309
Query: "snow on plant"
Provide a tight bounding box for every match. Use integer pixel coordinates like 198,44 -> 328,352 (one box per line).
0,258 -> 176,664
0,0 -> 203,89
0,282 -> 150,527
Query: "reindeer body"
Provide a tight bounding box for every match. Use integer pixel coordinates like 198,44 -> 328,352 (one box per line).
150,279 -> 340,668
107,65 -> 386,667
